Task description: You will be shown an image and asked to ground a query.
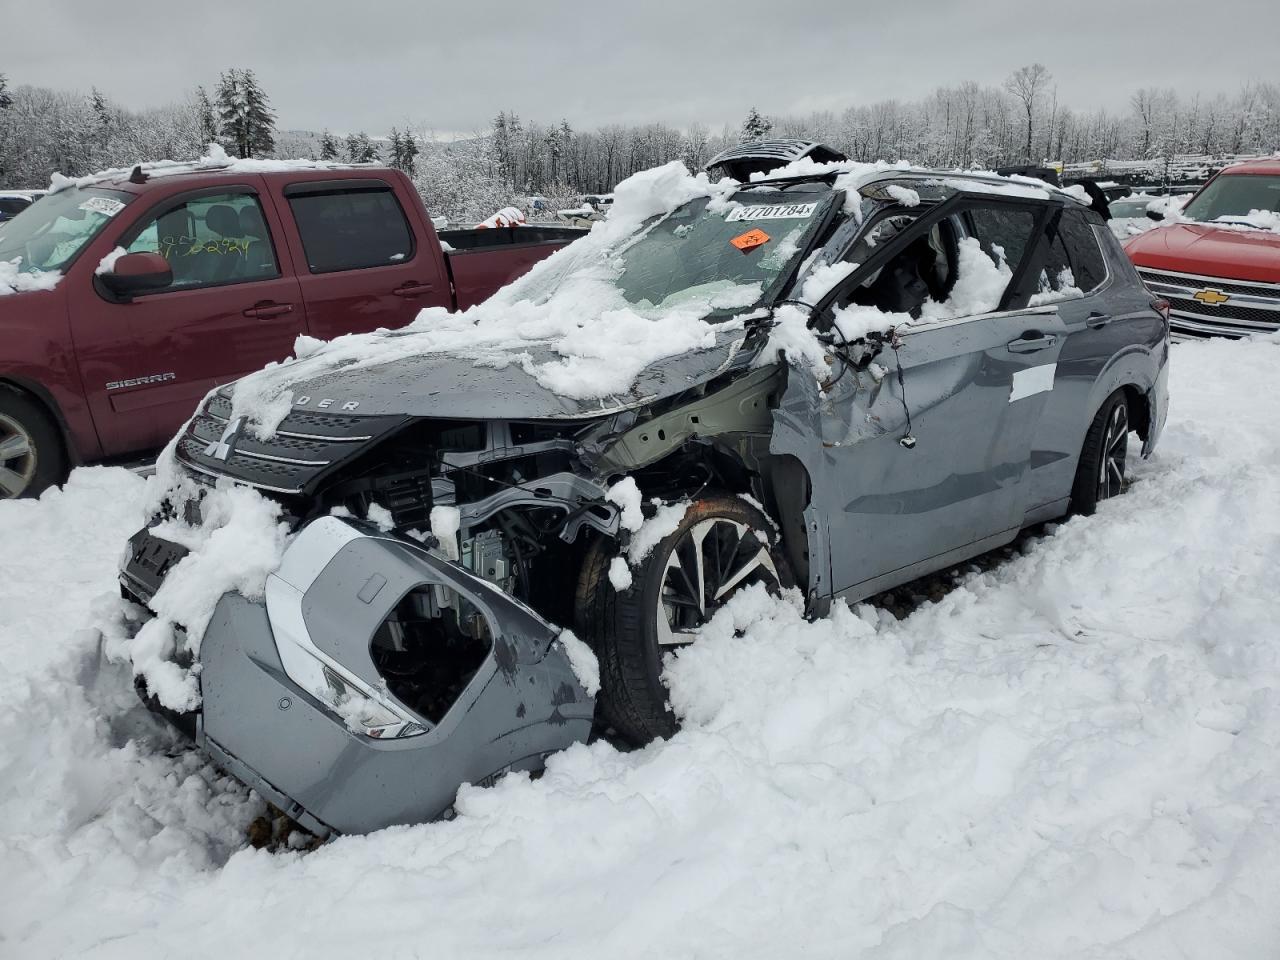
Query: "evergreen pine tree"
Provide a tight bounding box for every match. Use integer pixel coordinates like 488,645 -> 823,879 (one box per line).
195,86 -> 219,148
740,107 -> 773,143
216,68 -> 276,158
241,69 -> 276,157
345,132 -> 377,164
0,73 -> 11,111
389,127 -> 404,170
319,129 -> 340,161
400,130 -> 418,176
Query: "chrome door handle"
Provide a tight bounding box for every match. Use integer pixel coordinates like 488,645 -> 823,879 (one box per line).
1007,334 -> 1057,354
1085,312 -> 1111,329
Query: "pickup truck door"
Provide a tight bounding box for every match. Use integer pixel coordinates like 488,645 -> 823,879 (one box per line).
815,307 -> 1067,597
66,181 -> 307,456
270,177 -> 452,340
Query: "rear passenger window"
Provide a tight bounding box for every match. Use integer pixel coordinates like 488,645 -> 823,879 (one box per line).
288,186 -> 413,273
125,192 -> 279,291
964,207 -> 1037,272
1059,210 -> 1107,293
1030,221 -> 1081,303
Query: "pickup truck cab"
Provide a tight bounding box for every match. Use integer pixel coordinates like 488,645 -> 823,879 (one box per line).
0,160 -> 581,498
1124,158 -> 1280,339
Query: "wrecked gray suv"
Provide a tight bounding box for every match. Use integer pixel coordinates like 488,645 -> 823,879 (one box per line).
120,153 -> 1169,835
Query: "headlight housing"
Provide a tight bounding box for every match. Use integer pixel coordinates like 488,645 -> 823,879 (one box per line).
264,545 -> 428,740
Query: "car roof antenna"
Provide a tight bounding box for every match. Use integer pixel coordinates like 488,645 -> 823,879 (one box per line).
128,165 -> 149,184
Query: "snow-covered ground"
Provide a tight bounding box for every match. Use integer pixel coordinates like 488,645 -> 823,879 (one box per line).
2,337 -> 1279,959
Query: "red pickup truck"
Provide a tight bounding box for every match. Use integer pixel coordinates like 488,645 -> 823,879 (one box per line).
0,162 -> 582,498
1124,158 -> 1280,339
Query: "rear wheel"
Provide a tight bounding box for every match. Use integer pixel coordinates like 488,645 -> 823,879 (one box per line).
1070,390 -> 1130,516
0,389 -> 66,500
577,495 -> 790,744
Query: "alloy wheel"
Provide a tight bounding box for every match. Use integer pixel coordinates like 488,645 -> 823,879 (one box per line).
0,412 -> 37,499
1097,402 -> 1129,501
657,517 -> 780,646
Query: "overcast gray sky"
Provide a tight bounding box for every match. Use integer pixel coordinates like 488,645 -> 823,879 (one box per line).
5,0 -> 1275,135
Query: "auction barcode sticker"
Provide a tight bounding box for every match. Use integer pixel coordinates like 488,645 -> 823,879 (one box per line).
725,202 -> 817,222
78,196 -> 126,218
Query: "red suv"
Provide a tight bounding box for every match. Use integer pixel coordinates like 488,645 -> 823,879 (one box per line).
0,162 -> 580,498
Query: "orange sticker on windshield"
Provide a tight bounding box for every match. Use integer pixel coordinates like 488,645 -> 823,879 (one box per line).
730,228 -> 770,252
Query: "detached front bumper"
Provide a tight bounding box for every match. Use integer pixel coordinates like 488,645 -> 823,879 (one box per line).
121,517 -> 594,835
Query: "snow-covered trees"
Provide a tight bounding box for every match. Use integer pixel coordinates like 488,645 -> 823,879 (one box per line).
1004,63 -> 1052,162
740,107 -> 773,143
215,68 -> 276,159
388,128 -> 419,175
318,130 -> 340,161
344,132 -> 379,164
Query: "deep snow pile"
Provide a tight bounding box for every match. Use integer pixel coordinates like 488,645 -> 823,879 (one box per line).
3,338 -> 1280,959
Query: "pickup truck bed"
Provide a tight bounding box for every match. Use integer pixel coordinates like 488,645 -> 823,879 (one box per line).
440,225 -> 583,310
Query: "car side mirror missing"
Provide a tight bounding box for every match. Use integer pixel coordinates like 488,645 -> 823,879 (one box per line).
100,252 -> 173,299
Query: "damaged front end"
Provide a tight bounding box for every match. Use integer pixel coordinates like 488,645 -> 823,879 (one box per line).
121,515 -> 594,835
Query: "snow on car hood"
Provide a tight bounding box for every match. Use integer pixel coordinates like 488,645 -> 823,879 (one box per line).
1125,221 -> 1280,284
269,326 -> 754,422
226,161 -> 756,437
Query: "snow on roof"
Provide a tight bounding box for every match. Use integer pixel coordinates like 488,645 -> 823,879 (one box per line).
47,143 -> 372,194
745,156 -> 1086,206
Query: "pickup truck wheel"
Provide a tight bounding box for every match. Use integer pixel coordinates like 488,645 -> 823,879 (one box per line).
577,495 -> 791,745
1070,390 -> 1130,516
0,393 -> 65,499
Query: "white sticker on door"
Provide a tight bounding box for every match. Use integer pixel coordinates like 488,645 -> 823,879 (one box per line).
1009,363 -> 1057,402
725,202 -> 818,222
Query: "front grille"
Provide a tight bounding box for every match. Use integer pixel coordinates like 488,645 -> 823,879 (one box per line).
1138,269 -> 1280,300
1166,298 -> 1280,329
175,396 -> 406,495
1139,268 -> 1280,339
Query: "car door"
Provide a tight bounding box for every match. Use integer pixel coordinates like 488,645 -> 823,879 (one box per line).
795,198 -> 1067,598
67,181 -> 307,455
273,178 -> 451,341
1025,208 -> 1150,513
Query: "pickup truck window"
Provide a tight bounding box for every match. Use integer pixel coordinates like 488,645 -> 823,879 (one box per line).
125,192 -> 280,291
287,186 -> 414,273
0,186 -> 132,273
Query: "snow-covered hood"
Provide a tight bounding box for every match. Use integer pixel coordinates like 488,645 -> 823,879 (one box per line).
1125,222 -> 1280,284
258,327 -> 755,423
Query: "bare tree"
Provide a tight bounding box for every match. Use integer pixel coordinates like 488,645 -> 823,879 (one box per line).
1004,63 -> 1051,161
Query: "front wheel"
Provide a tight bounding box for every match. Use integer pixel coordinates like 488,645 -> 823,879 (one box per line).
576,494 -> 791,744
0,389 -> 66,500
1070,390 -> 1131,516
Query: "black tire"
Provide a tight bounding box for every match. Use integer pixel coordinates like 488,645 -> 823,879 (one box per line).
0,387 -> 66,500
1070,390 -> 1131,516
576,494 -> 792,744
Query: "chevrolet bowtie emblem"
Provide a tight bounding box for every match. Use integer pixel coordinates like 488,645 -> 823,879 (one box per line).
1192,288 -> 1231,306
204,417 -> 244,462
